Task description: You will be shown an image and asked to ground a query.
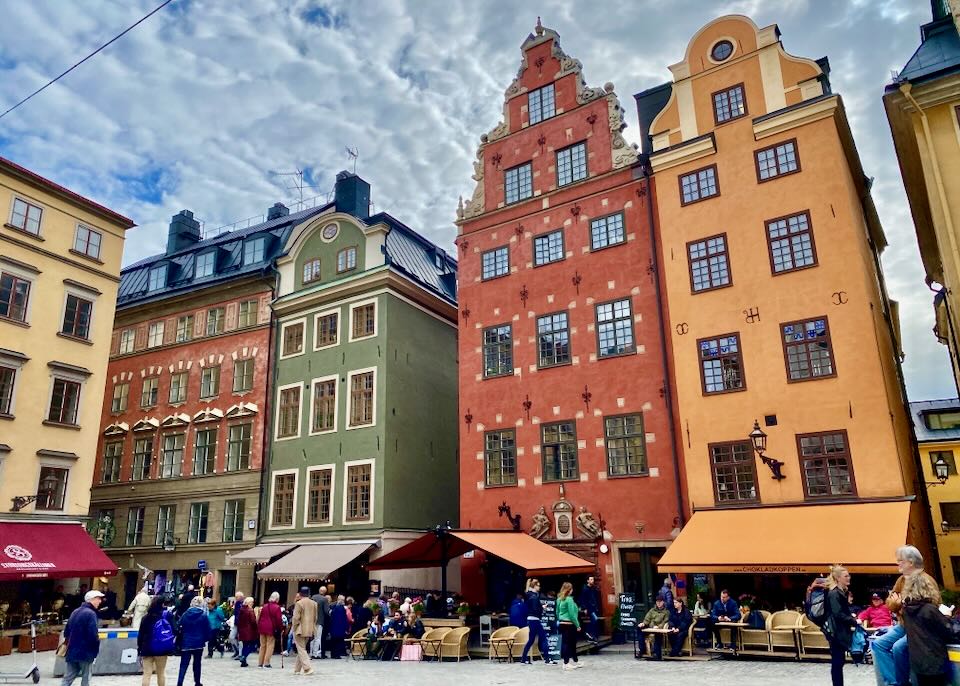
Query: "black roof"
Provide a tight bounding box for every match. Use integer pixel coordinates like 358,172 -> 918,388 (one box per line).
893,17 -> 960,87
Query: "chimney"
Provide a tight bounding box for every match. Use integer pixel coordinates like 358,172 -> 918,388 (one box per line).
166,210 -> 201,254
267,202 -> 289,221
334,170 -> 370,220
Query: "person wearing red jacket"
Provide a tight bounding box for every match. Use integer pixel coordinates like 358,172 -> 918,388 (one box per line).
237,597 -> 259,667
258,592 -> 284,668
858,593 -> 894,628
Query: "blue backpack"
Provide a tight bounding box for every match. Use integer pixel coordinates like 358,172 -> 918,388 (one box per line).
149,611 -> 175,654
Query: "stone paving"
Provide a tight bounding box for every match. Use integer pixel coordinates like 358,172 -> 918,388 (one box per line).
0,649 -> 881,686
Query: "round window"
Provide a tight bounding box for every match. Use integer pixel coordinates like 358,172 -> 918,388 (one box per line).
321,223 -> 339,241
711,40 -> 734,62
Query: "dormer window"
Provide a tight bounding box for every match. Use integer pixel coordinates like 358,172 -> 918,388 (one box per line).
148,265 -> 167,291
925,410 -> 960,430
196,251 -> 216,278
244,237 -> 266,265
528,84 -> 556,125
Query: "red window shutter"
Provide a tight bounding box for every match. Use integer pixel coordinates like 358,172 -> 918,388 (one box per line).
225,302 -> 238,331
194,310 -> 206,337
135,324 -> 148,350
110,331 -> 120,355
164,317 -> 176,344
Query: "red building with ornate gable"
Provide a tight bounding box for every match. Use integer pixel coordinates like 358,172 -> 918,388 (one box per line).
455,21 -> 684,614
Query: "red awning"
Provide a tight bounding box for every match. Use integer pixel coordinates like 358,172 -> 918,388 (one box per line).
0,521 -> 118,581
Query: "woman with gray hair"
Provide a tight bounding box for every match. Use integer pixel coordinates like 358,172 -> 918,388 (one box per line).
258,592 -> 284,668
176,595 -> 211,686
901,573 -> 951,686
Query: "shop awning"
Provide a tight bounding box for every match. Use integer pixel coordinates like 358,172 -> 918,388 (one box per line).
0,521 -> 118,581
367,530 -> 594,576
229,543 -> 298,566
256,541 -> 377,581
658,500 -> 912,574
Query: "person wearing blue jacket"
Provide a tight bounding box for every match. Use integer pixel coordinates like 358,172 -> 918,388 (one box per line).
509,594 -> 526,628
708,589 -> 740,650
519,579 -> 556,665
62,590 -> 104,686
577,576 -> 601,642
176,596 -> 211,686
328,596 -> 349,659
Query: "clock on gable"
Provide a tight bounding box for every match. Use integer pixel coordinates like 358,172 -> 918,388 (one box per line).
321,223 -> 339,241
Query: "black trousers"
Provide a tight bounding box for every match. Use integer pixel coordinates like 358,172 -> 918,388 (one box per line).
828,639 -> 846,686
559,623 -> 578,664
916,676 -> 948,686
669,630 -> 688,656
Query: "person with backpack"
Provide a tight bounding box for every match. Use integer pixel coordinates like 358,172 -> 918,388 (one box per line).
138,596 -> 176,686
823,565 -> 857,686
175,596 -> 211,686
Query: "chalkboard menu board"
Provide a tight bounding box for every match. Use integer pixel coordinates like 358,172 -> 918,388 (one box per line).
618,592 -> 637,629
540,598 -> 560,660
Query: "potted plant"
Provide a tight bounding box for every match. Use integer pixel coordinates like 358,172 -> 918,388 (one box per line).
20,620 -> 59,652
411,598 -> 425,617
610,606 -> 626,645
0,604 -> 12,656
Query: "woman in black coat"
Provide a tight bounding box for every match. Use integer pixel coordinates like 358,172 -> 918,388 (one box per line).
138,596 -> 175,685
824,565 -> 857,686
901,572 -> 952,686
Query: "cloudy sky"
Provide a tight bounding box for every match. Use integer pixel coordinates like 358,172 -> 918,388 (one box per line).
0,0 -> 953,400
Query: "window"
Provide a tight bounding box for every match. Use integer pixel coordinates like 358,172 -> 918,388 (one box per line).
590,212 -> 625,250
687,234 -> 731,292
312,378 -> 337,433
756,139 -> 800,181
0,366 -> 14,414
711,39 -> 734,62
148,265 -> 166,292
147,321 -> 164,348
605,414 -> 647,477
132,437 -> 153,480
505,163 -> 533,204
205,307 -> 225,336
243,238 -> 266,265
528,83 -> 555,124
484,430 -> 516,486
175,315 -> 193,342
226,423 -> 252,470
337,247 -> 357,273
346,463 -> 372,521
713,84 -> 746,124
534,230 -> 564,266
169,372 -> 188,404
160,433 -> 184,478
307,468 -> 333,524
556,142 -> 587,186
351,303 -> 376,339
200,366 -> 220,398
192,428 -> 217,475
542,421 -> 578,482
483,324 -> 513,378
223,499 -> 245,542
10,197 -> 42,234
537,312 -> 571,367
699,333 -> 745,394
349,371 -> 374,427
119,328 -> 135,354
48,378 -> 80,424
238,300 -> 258,328
35,467 -> 68,510
277,385 -> 301,438
102,442 -> 122,483
271,473 -> 295,527
111,382 -> 129,413
679,165 -> 719,205
303,258 -> 321,284
125,507 -> 144,546
798,431 -> 856,498
767,211 -> 817,274
156,505 -> 175,545
782,317 -> 835,381
187,502 -> 209,543
481,247 -> 509,280
710,441 -> 757,503
195,251 -> 216,278
931,450 -> 959,476
596,299 -> 635,357
233,359 -> 253,392
73,225 -> 102,259
926,411 -> 960,430
315,311 -> 339,348
942,503 -> 960,528
0,272 -> 30,322
141,377 -> 159,407
282,321 -> 304,356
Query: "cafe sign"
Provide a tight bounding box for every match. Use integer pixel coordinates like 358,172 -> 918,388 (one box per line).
2,544 -> 55,576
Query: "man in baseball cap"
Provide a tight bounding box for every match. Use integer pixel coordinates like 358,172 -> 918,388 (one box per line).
62,590 -> 105,684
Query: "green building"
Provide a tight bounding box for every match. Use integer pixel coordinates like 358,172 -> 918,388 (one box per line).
246,172 -> 459,601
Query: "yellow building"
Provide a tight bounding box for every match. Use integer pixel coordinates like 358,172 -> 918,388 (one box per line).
884,1 -> 960,392
0,156 -> 134,588
635,16 -> 928,590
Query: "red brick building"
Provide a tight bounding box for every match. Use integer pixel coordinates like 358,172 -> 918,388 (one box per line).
455,21 -> 683,614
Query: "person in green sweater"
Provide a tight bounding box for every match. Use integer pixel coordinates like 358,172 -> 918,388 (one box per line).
556,582 -> 582,671
636,597 -> 671,660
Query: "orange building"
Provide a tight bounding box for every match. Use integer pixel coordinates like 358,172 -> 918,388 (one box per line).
635,16 -> 932,596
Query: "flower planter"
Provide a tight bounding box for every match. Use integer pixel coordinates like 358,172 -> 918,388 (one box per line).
19,632 -> 59,652
0,636 -> 13,656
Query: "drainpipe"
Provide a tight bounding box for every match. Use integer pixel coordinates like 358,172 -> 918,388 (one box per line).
641,158 -> 686,528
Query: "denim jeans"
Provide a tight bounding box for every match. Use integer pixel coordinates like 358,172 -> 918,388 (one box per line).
873,624 -> 909,686
521,619 -> 550,662
61,660 -> 92,686
586,612 -> 599,638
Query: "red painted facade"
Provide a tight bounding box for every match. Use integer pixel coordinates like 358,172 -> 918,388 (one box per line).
456,25 -> 683,612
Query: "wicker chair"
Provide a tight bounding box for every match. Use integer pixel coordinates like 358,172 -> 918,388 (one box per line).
421,627 -> 452,660
797,614 -> 830,658
740,611 -> 772,652
488,626 -> 520,661
509,626 -> 540,661
348,629 -> 369,659
439,626 -> 472,662
768,610 -> 802,655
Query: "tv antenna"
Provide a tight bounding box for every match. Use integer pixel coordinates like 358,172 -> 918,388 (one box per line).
269,168 -> 304,204
345,147 -> 359,174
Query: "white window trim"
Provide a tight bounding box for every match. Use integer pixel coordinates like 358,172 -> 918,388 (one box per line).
274,381 -> 303,441
268,467 -> 299,531
279,317 -> 307,360
348,298 -> 378,342
0,260 -> 36,324
0,350 -> 28,416
308,374 -> 339,436
119,328 -> 135,354
73,223 -> 103,260
60,284 -> 97,340
345,366 -> 377,430
147,321 -> 165,348
342,458 -> 375,526
148,265 -> 167,292
304,463 -> 336,528
312,308 -> 341,351
195,250 -> 217,278
8,195 -> 44,236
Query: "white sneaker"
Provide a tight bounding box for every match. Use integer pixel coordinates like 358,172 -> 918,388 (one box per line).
572,662 -> 583,669
561,664 -> 572,671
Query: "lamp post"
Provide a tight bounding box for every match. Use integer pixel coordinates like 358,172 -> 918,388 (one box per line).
433,521 -> 453,608
749,420 -> 786,481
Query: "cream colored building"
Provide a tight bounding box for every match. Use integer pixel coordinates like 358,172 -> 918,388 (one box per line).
0,156 -> 134,523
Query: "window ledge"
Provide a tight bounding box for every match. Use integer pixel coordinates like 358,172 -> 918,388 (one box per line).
42,420 -> 81,431
3,224 -> 44,241
483,372 -> 514,380
483,482 -> 519,489
542,478 -> 581,485
606,472 -> 650,480
0,412 -> 13,421
57,332 -> 93,346
68,249 -> 104,265
0,315 -> 30,329
597,350 -> 637,361
537,361 -> 573,371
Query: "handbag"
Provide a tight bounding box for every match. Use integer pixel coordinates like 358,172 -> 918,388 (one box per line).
399,643 -> 422,661
56,640 -> 68,658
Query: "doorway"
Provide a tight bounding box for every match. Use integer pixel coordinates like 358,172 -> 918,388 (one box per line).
618,547 -> 665,615
218,570 -> 237,603
123,572 -> 139,609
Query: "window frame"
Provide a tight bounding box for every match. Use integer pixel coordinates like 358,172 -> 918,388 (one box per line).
482,323 -> 514,379
205,307 -> 225,336
302,257 -> 321,284
533,229 -> 565,267
755,138 -> 801,183
595,298 -> 636,359
237,299 -> 259,328
280,318 -> 306,359
148,265 -> 167,292
313,309 -> 340,350
125,506 -> 145,546
243,237 -> 266,265
140,376 -> 159,408
541,420 -> 579,483
169,371 -> 188,404
195,251 -> 217,278
556,141 -> 588,187
225,422 -> 252,471
232,358 -> 254,393
348,299 -> 377,342
712,83 -> 748,125
481,246 -> 510,281
697,332 -> 746,395
0,364 -> 14,416
527,83 -> 556,125
118,328 -> 135,354
102,442 -> 123,483
709,440 -> 759,504
336,246 -> 358,274
930,450 -> 959,477
199,365 -> 220,399
275,382 -> 303,440
346,367 -> 376,429
590,212 -> 626,251
187,502 -> 209,544
687,233 -> 732,293
269,469 -> 298,530
132,437 -> 153,480
175,315 -> 193,343
192,427 -> 217,476
781,315 -> 837,383
796,430 -> 858,499
536,311 -> 572,368
309,374 -> 339,435
61,293 -> 94,340
9,196 -> 43,235
147,321 -> 164,348
222,498 -> 245,542
765,210 -> 818,275
484,429 -> 517,487
678,164 -> 720,206
155,504 -> 176,545
47,377 -> 81,425
73,224 -> 103,260
0,270 -> 32,323
111,381 -> 129,413
604,413 -> 648,478
343,459 -> 374,524
35,466 -> 69,511
305,464 -> 335,526
504,162 -> 533,205
159,433 -> 185,479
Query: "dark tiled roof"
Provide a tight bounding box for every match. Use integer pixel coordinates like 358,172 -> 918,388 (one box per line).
910,398 -> 960,443
895,18 -> 960,85
633,82 -> 672,155
372,212 -> 457,305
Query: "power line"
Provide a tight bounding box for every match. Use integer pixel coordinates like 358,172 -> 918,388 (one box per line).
0,0 -> 175,122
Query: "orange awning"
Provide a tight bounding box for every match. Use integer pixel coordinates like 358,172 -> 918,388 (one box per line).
658,500 -> 912,574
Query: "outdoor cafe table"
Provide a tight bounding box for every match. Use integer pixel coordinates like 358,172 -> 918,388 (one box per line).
711,621 -> 749,656
378,636 -> 404,661
420,637 -> 443,663
637,627 -> 672,658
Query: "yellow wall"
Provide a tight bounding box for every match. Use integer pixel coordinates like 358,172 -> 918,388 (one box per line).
0,162 -> 130,519
919,440 -> 960,588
